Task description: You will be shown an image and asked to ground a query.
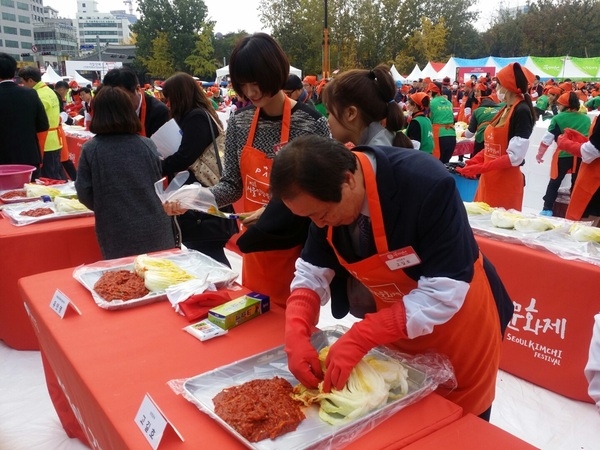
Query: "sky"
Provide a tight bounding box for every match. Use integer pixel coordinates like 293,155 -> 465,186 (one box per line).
42,0 -> 527,35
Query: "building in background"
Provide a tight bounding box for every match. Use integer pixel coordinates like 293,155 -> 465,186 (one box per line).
76,0 -> 133,56
0,0 -> 42,68
33,6 -> 77,75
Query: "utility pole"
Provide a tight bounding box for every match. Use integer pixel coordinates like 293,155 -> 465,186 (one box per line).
322,0 -> 330,79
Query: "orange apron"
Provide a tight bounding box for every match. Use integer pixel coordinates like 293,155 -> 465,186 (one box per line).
474,101 -> 524,210
139,92 -> 148,137
239,99 -> 301,308
325,151 -> 501,415
567,118 -> 600,220
37,125 -> 65,161
431,123 -> 454,160
549,147 -> 578,180
457,96 -> 467,123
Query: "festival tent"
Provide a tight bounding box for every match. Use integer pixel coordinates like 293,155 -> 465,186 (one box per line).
524,56 -> 564,80
41,65 -> 63,84
73,71 -> 93,87
390,64 -> 407,83
420,61 -> 445,80
437,57 -> 459,82
405,64 -> 422,81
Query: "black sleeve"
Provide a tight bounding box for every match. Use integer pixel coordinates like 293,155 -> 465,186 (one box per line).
161,109 -> 219,178
145,95 -> 170,138
590,116 -> 600,149
406,119 -> 421,141
236,198 -> 312,252
467,110 -> 478,133
509,102 -> 535,139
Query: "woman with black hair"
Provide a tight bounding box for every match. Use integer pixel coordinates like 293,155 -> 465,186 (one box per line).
321,64 -> 413,149
536,91 -> 591,216
457,62 -> 536,211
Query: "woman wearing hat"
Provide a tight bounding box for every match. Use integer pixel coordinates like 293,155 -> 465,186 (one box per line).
536,92 -> 591,216
457,62 -> 536,211
457,80 -> 479,123
427,81 -> 456,163
535,86 -> 562,119
406,92 -> 434,154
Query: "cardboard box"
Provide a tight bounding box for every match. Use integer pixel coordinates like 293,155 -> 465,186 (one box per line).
207,292 -> 270,330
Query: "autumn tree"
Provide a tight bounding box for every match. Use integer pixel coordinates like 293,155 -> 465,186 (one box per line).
140,31 -> 175,79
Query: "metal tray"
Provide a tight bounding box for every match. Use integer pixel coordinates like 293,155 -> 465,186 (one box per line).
182,328 -> 431,450
1,199 -> 93,225
73,249 -> 239,310
0,182 -> 77,204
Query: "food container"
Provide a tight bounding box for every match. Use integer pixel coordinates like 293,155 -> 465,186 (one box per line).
1,199 -> 93,226
180,328 -> 445,450
0,165 -> 36,190
73,249 -> 239,310
207,292 -> 270,330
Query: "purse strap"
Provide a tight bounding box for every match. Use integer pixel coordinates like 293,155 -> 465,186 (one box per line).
205,110 -> 223,175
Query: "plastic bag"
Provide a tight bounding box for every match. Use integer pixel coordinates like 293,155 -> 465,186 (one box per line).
154,171 -> 218,212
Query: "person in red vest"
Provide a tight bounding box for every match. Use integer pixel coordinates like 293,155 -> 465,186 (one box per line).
456,62 -> 536,211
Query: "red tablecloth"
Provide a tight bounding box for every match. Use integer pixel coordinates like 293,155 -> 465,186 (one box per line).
0,216 -> 101,350
404,413 -> 537,449
64,134 -> 89,167
19,268 -> 464,449
476,235 -> 598,403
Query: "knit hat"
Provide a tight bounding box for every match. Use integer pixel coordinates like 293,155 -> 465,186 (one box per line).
556,92 -> 571,107
496,62 -> 536,95
410,92 -> 429,108
303,75 -> 317,87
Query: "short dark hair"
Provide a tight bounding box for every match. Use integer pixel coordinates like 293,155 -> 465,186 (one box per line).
89,86 -> 141,135
270,135 -> 357,202
284,74 -> 303,91
55,80 -> 69,90
17,66 -> 42,83
229,33 -> 289,100
102,67 -> 139,93
0,53 -> 17,79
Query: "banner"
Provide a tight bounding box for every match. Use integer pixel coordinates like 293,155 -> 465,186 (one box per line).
529,56 -> 564,77
570,56 -> 600,78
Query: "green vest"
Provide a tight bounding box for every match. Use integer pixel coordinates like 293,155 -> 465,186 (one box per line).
535,95 -> 549,111
412,115 -> 434,154
34,81 -> 61,151
429,95 -> 455,137
585,96 -> 600,110
549,110 -> 592,158
472,104 -> 502,144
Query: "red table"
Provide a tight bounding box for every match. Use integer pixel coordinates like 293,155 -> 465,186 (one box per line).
64,134 -> 89,167
20,268 -> 464,449
476,235 -> 598,403
0,216 -> 101,350
404,414 -> 537,449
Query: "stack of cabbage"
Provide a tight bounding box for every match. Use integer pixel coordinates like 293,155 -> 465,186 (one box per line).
133,254 -> 195,291
490,209 -> 555,232
464,201 -> 493,215
24,184 -> 61,199
54,196 -> 88,213
292,347 -> 409,425
569,223 -> 600,242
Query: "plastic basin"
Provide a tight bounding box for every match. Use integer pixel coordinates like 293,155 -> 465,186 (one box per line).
0,164 -> 36,190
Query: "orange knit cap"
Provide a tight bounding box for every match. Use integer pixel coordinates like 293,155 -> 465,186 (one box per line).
559,81 -> 573,92
410,92 -> 429,108
557,92 -> 571,107
496,62 -> 536,95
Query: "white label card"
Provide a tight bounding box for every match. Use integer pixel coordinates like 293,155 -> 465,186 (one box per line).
49,289 -> 81,318
134,394 -> 184,449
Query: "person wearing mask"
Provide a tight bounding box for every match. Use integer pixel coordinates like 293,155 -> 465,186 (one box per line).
160,72 -> 235,267
75,86 -> 176,259
457,62 -> 536,211
284,74 -> 317,110
405,92 -> 434,154
536,92 -> 591,216
102,67 -> 169,138
164,33 -> 330,308
18,66 -> 64,180
465,85 -> 502,157
321,64 -> 412,149
427,81 -> 456,163
270,135 -> 513,421
556,115 -> 600,224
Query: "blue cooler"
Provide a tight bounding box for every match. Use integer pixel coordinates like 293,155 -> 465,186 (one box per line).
451,173 -> 479,202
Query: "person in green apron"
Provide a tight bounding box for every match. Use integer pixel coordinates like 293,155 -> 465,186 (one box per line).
405,92 -> 434,154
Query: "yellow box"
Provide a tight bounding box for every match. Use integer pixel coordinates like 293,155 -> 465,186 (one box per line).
207,292 -> 270,330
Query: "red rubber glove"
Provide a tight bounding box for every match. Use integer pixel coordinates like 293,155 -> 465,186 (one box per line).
536,142 -> 550,163
284,289 -> 323,389
323,304 -> 408,392
464,150 -> 485,166
456,163 -> 482,178
557,128 -> 588,157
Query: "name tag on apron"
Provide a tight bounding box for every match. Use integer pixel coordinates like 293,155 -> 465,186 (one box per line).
380,246 -> 421,270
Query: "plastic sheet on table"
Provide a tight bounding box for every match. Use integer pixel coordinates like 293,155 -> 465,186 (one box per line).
169,326 -> 455,450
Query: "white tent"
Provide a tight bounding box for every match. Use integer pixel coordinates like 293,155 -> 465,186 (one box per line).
436,57 -> 458,82
560,58 -> 593,79
216,65 -> 302,84
406,64 -> 422,81
41,65 -> 63,84
523,56 -> 556,80
390,64 -> 407,83
420,61 -> 440,80
73,71 -> 93,87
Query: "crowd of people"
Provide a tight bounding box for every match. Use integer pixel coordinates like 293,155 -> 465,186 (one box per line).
2,32 -> 600,419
